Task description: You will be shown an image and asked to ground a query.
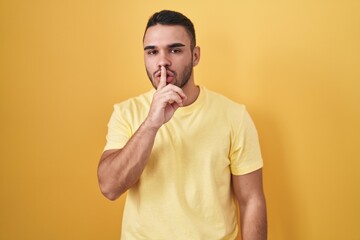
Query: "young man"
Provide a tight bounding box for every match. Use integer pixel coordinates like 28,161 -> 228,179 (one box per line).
98,10 -> 267,240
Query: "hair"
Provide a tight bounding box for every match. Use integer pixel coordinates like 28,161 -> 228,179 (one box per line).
143,10 -> 196,50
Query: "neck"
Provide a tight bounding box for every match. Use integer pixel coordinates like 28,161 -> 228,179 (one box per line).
181,79 -> 200,106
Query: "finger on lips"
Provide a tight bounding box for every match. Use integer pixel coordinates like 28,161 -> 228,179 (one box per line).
158,66 -> 167,89
156,66 -> 186,106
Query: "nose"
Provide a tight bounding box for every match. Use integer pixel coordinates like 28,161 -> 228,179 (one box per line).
157,51 -> 171,69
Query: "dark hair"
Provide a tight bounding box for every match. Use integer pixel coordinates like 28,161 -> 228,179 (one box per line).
144,10 -> 196,49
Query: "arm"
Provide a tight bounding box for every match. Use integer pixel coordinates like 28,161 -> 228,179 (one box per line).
232,168 -> 267,240
97,66 -> 186,200
97,122 -> 158,200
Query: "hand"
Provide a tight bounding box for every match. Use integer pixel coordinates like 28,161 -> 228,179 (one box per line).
145,66 -> 187,129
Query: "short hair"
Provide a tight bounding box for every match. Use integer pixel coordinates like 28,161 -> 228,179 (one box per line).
144,10 -> 196,49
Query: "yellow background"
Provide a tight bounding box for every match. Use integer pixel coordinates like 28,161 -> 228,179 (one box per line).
1,0 -> 359,239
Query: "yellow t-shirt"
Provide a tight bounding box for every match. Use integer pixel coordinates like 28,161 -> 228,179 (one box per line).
104,86 -> 263,240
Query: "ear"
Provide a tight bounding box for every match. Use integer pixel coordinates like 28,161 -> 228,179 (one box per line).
192,46 -> 200,67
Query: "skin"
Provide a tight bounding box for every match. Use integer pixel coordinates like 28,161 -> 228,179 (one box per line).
233,169 -> 267,239
97,24 -> 267,240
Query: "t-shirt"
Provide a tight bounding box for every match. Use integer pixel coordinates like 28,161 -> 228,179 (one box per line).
104,86 -> 263,240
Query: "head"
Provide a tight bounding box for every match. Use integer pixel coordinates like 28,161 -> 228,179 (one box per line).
143,10 -> 200,89
143,10 -> 196,51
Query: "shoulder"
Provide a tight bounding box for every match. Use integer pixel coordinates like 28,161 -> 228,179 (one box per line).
204,87 -> 246,115
202,87 -> 252,132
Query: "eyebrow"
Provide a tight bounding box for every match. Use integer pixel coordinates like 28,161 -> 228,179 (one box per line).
144,45 -> 155,51
169,43 -> 186,48
144,43 -> 186,51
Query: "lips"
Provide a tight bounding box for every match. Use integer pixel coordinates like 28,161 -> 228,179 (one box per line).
155,69 -> 175,78
165,76 -> 174,83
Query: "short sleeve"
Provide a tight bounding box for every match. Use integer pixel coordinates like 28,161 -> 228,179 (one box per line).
229,107 -> 263,175
103,104 -> 132,151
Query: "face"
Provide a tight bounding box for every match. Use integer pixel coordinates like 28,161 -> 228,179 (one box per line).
143,24 -> 200,89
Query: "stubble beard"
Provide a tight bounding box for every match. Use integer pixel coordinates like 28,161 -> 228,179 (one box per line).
146,62 -> 193,90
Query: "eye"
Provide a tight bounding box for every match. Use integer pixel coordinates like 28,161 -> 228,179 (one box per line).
171,48 -> 182,54
147,50 -> 158,55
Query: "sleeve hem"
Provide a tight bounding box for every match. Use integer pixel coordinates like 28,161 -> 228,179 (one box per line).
231,160 -> 264,175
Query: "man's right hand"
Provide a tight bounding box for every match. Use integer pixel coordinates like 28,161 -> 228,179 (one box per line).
145,66 -> 187,129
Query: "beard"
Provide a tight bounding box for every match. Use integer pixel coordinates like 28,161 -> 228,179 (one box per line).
146,61 -> 193,90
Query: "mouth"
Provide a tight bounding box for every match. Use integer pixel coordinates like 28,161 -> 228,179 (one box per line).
154,69 -> 176,83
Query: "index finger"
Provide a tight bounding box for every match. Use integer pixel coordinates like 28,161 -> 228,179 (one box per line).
157,66 -> 167,90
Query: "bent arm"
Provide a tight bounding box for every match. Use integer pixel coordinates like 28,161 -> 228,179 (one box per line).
97,66 -> 186,201
98,121 -> 158,200
97,120 -> 158,200
232,169 -> 267,240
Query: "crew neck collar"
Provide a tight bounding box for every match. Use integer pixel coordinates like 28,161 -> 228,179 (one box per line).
147,86 -> 206,116
175,86 -> 205,116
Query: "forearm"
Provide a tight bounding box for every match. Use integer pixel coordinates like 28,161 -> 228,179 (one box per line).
98,119 -> 159,200
239,196 -> 267,240
98,67 -> 186,200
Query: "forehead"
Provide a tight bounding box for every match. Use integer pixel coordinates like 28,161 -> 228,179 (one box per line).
143,24 -> 191,47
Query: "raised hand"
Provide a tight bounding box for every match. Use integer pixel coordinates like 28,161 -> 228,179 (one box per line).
145,66 -> 187,129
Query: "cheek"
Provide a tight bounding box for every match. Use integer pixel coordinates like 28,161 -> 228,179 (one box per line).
145,59 -> 158,71
144,56 -> 152,65
144,62 -> 153,73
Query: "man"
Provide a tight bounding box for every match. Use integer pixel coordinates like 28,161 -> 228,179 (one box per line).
98,10 -> 267,240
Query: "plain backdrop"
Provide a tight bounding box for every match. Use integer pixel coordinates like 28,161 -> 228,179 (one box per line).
1,0 -> 359,239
